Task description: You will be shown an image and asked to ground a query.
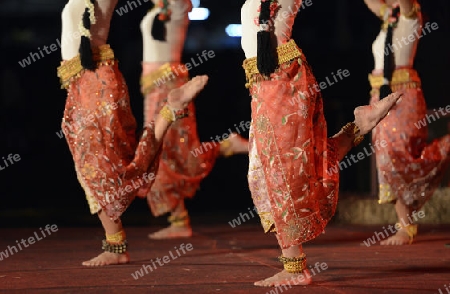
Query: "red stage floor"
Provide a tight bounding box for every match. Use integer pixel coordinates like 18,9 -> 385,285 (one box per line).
1,223 -> 449,293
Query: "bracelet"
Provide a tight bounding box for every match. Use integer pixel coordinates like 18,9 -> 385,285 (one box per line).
342,122 -> 364,147
402,2 -> 420,19
159,104 -> 189,123
379,3 -> 388,20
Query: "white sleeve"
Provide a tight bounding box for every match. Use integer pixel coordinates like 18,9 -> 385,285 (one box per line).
61,0 -> 118,61
61,0 -> 85,60
241,0 -> 302,59
140,0 -> 192,63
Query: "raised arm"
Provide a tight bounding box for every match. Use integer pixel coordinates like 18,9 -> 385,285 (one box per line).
364,0 -> 417,19
364,0 -> 384,17
398,0 -> 415,17
141,0 -> 192,63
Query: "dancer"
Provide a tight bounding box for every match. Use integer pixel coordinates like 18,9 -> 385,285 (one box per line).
241,0 -> 402,286
364,0 -> 450,245
139,0 -> 248,239
57,0 -> 209,266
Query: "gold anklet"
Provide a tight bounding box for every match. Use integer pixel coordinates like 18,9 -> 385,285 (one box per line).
342,122 -> 364,147
278,254 -> 307,273
168,211 -> 190,227
395,223 -> 417,244
106,230 -> 126,243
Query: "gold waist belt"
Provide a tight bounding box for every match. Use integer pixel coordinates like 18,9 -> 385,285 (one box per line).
57,44 -> 115,89
140,63 -> 189,95
368,68 -> 421,90
242,39 -> 303,88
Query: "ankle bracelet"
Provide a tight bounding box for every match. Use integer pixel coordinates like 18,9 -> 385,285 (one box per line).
342,122 -> 364,147
106,230 -> 126,243
278,254 -> 307,273
102,239 -> 128,254
159,104 -> 189,123
395,222 -> 417,244
168,211 -> 190,227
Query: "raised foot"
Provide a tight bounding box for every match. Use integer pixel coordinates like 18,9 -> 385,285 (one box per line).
220,133 -> 249,157
167,75 -> 209,110
354,91 -> 403,136
380,230 -> 412,245
82,251 -> 129,266
254,269 -> 312,287
148,225 -> 192,240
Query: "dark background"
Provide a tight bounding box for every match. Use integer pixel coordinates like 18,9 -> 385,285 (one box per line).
0,0 -> 449,227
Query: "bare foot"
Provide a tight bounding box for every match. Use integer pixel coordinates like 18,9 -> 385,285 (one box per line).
167,75 -> 208,109
380,229 -> 412,245
148,225 -> 192,240
220,133 -> 249,157
254,269 -> 312,287
82,251 -> 130,266
354,91 -> 403,136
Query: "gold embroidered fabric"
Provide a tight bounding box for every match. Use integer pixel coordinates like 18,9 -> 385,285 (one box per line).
242,39 -> 303,88
57,44 -> 115,89
369,68 -> 421,90
370,68 -> 450,211
106,230 -> 126,243
258,212 -> 276,233
141,63 -> 189,95
378,183 -> 397,204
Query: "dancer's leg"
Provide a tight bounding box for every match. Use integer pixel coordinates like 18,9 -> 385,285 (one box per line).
379,200 -> 416,245
82,211 -> 129,266
60,0 -> 211,266
370,73 -> 450,246
241,0 -> 402,286
141,1 -> 248,239
363,0 -> 450,245
332,93 -> 403,161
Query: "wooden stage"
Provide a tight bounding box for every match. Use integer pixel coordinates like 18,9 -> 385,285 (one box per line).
1,222 -> 449,293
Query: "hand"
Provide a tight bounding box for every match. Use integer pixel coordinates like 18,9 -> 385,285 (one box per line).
167,75 -> 209,110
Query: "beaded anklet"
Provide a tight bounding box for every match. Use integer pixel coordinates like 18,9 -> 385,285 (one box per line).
168,211 -> 190,227
278,253 -> 307,274
102,230 -> 128,254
